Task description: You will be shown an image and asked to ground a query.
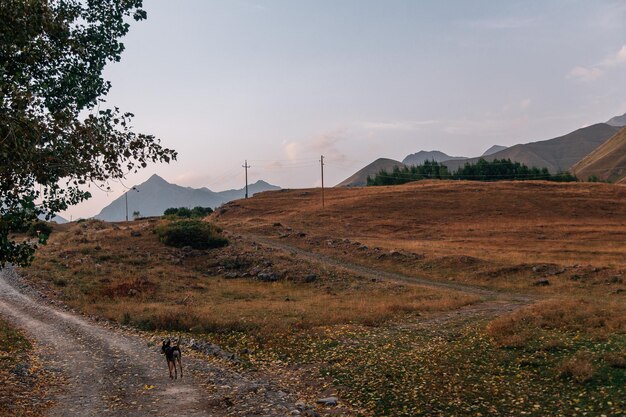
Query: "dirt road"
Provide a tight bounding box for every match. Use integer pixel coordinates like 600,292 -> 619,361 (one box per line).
0,267 -> 297,417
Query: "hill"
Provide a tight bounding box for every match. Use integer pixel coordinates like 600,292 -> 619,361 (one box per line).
217,180 -> 626,269
442,123 -> 621,173
94,174 -> 280,221
482,145 -> 507,156
336,158 -> 405,187
402,150 -> 466,166
571,127 -> 626,183
606,112 -> 626,127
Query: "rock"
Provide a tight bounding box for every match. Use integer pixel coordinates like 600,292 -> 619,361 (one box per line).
533,279 -> 550,286
257,272 -> 278,282
12,363 -> 30,377
316,396 -> 338,406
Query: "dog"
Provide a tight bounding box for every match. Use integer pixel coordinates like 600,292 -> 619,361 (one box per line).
161,338 -> 183,379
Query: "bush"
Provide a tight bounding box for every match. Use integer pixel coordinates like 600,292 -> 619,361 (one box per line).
156,220 -> 228,250
163,206 -> 213,218
27,221 -> 53,238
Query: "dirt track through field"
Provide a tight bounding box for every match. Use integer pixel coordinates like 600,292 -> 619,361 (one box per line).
0,267 -> 298,417
0,234 -> 535,416
241,233 -> 532,303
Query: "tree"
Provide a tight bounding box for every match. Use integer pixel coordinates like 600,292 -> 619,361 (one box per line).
1,1 -> 177,266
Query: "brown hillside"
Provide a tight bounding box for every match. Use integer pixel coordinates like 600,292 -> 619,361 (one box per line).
443,123 -> 620,173
571,126 -> 626,183
335,157 -> 405,187
216,181 -> 626,268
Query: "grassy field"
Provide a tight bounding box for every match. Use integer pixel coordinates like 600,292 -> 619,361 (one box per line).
20,180 -> 626,416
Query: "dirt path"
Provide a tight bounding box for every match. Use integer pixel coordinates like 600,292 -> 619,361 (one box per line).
0,267 -> 298,417
240,233 -> 532,303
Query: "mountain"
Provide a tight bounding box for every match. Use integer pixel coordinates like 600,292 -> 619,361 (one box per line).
402,150 -> 466,166
482,145 -> 507,156
336,158 -> 406,187
442,123 -> 621,173
94,174 -> 280,221
571,127 -> 626,183
606,112 -> 626,127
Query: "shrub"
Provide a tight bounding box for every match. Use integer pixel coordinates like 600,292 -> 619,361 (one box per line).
558,351 -> 595,383
156,220 -> 228,250
27,221 -> 53,238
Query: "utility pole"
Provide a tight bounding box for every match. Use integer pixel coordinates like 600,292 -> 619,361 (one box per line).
242,160 -> 251,198
320,155 -> 325,208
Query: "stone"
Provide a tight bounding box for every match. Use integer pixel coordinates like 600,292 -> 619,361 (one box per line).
257,272 -> 279,282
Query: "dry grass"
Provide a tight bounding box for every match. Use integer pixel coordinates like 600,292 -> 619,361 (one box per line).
558,351 -> 595,383
23,219 -> 476,337
486,298 -> 626,347
215,181 -> 626,293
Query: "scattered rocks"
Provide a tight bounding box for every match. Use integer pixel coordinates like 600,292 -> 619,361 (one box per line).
257,272 -> 279,282
316,396 -> 338,406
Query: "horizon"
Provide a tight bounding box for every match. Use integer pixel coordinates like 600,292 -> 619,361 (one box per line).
60,0 -> 626,219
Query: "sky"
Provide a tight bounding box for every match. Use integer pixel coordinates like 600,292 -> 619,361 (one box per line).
62,0 -> 626,219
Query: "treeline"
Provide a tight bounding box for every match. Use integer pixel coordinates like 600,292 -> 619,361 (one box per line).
366,159 -> 578,186
163,206 -> 213,218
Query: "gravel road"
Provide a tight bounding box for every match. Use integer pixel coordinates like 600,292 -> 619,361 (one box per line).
0,267 -> 298,417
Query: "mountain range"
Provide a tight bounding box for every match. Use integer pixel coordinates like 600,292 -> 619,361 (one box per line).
337,112 -> 626,186
94,175 -> 280,221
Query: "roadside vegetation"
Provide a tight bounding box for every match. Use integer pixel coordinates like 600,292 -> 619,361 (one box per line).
0,319 -> 58,416
367,158 -> 578,185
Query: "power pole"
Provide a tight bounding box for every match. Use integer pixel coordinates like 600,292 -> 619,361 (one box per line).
320,155 -> 325,208
242,160 -> 251,198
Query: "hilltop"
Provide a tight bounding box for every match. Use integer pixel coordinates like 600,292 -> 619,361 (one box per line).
335,158 -> 405,187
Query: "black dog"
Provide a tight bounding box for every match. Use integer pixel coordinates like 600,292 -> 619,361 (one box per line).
161,339 -> 183,379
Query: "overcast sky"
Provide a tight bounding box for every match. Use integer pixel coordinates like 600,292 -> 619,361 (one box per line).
63,0 -> 626,219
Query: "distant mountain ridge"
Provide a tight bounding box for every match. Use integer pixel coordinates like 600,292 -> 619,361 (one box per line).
442,123 -> 621,173
94,175 -> 280,221
402,150 -> 466,166
336,158 -> 405,187
606,112 -> 626,127
482,145 -> 507,156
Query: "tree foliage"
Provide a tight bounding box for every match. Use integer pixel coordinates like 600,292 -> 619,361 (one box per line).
367,159 -> 578,186
1,0 -> 176,266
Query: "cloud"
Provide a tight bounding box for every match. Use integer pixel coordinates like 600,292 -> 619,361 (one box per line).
309,130 -> 347,162
282,140 -> 299,160
567,45 -> 626,82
